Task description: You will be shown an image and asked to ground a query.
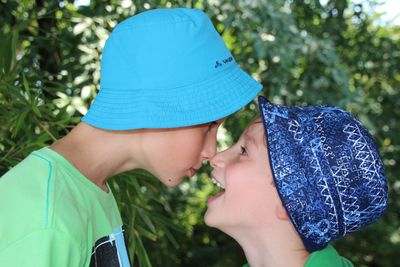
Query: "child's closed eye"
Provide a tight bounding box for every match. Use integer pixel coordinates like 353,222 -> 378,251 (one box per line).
208,121 -> 218,132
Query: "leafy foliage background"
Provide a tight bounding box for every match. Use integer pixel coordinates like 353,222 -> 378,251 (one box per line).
0,0 -> 399,266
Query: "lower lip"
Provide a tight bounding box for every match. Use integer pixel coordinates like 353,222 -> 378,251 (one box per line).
207,191 -> 225,204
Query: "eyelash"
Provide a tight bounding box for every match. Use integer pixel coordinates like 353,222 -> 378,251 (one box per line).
239,146 -> 248,156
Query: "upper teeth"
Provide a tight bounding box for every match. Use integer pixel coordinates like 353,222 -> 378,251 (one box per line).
211,177 -> 225,189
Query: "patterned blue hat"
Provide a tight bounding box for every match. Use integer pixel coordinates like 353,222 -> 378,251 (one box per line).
258,96 -> 388,252
82,8 -> 262,130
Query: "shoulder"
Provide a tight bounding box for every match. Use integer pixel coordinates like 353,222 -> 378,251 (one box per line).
0,151 -> 52,226
0,148 -> 90,250
305,245 -> 354,267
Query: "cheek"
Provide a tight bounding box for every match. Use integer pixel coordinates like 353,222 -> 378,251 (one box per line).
177,131 -> 207,160
148,128 -> 211,183
225,166 -> 272,217
163,131 -> 206,168
227,183 -> 266,216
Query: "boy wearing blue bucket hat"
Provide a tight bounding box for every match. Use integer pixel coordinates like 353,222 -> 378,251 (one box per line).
205,96 -> 388,267
0,8 -> 262,266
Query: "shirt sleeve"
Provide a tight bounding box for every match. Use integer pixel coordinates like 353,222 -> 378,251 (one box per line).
0,228 -> 87,267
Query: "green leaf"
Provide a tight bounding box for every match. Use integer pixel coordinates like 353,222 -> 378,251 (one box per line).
137,208 -> 156,234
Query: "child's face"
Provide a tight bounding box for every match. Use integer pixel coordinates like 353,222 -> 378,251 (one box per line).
141,118 -> 225,187
204,118 -> 282,231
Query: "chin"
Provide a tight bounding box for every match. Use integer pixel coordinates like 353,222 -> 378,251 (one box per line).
204,210 -> 219,228
204,213 -> 211,226
205,211 -> 240,235
161,176 -> 184,187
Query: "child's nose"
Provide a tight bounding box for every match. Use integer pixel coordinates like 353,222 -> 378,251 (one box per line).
201,142 -> 217,160
201,145 -> 216,161
210,150 -> 225,168
201,131 -> 217,160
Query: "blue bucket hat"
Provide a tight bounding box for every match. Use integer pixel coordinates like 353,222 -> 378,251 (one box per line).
82,8 -> 262,130
258,96 -> 388,252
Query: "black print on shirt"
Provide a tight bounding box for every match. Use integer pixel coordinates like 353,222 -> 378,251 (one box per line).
90,236 -> 120,267
89,227 -> 131,267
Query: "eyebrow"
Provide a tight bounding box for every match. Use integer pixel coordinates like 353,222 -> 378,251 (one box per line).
243,132 -> 258,148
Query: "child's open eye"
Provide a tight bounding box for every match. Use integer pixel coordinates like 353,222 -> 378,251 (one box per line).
239,146 -> 248,156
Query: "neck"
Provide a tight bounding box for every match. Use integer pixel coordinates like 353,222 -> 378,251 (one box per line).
50,122 -> 143,192
225,224 -> 310,267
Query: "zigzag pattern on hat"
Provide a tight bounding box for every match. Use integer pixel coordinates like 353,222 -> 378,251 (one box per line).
341,123 -> 387,234
259,96 -> 388,252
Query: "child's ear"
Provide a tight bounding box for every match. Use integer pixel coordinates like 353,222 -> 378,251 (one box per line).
276,204 -> 290,220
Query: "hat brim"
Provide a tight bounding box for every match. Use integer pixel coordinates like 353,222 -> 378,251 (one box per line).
82,65 -> 262,130
258,95 -> 329,252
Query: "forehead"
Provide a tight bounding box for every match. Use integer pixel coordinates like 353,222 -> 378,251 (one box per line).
243,118 -> 265,141
246,117 -> 263,132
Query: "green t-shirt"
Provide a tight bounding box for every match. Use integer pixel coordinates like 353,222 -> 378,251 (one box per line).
305,245 -> 353,267
242,245 -> 353,267
0,147 -> 131,267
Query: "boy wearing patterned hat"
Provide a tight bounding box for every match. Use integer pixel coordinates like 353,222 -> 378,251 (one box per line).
205,96 -> 388,267
0,8 -> 262,267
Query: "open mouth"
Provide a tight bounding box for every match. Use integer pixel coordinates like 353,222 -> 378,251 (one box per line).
208,176 -> 225,204
211,177 -> 225,190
